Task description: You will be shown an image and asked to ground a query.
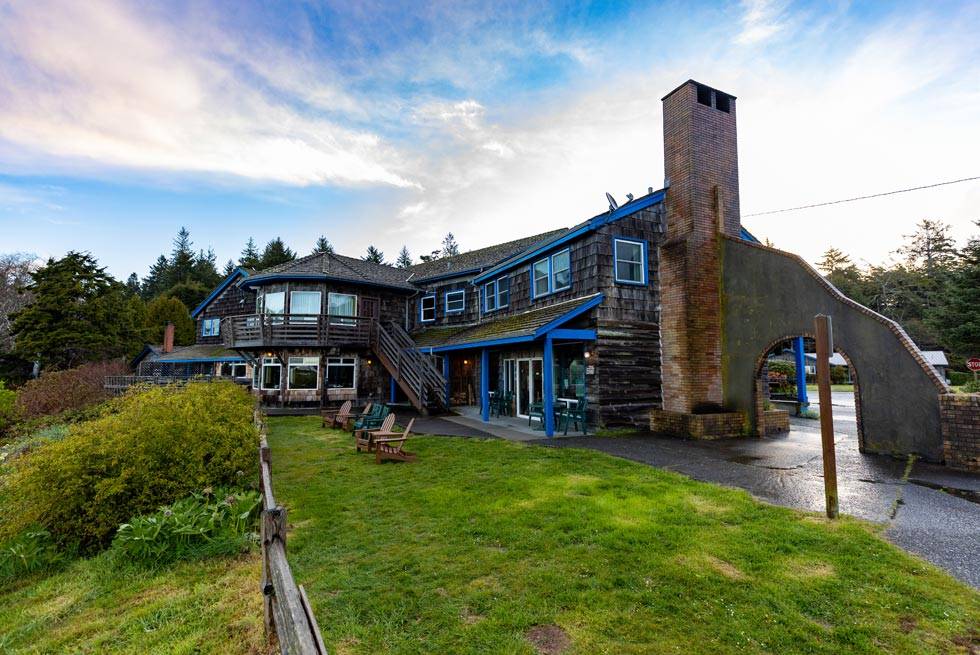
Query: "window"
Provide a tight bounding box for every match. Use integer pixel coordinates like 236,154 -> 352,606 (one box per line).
483,276 -> 509,313
220,362 -> 247,378
531,249 -> 571,299
614,238 -> 647,284
263,292 -> 285,315
326,357 -> 356,389
288,356 -> 319,390
444,290 -> 465,314
328,292 -> 357,326
260,357 -> 281,390
420,295 -> 436,322
289,291 -> 321,319
201,317 -> 221,337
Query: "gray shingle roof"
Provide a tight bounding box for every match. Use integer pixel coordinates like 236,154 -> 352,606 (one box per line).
248,252 -> 417,290
143,344 -> 244,362
406,229 -> 568,282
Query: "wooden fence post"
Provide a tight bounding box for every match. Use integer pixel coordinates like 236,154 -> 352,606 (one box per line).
814,314 -> 839,519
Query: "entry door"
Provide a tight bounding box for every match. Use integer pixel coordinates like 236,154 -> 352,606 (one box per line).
515,358 -> 544,418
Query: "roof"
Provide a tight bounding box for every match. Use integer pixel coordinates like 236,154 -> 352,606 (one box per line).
141,344 -> 245,363
921,351 -> 949,367
414,294 -> 602,351
191,267 -> 250,318
473,189 -> 666,284
406,230 -> 568,283
804,352 -> 849,367
242,252 -> 417,291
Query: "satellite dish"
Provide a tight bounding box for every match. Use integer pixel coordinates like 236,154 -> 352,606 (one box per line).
605,192 -> 619,211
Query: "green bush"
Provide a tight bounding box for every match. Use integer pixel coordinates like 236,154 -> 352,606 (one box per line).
962,379 -> 980,393
949,371 -> 972,386
112,488 -> 260,565
0,527 -> 65,581
766,360 -> 795,377
1,381 -> 258,552
0,381 -> 17,436
830,365 -> 850,385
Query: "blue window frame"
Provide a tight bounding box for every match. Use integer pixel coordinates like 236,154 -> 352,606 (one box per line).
613,237 -> 648,285
420,295 -> 436,322
483,276 -> 510,313
531,248 -> 572,300
444,290 -> 465,314
202,317 -> 221,337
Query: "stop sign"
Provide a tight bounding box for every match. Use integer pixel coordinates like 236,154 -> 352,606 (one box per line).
968,358 -> 980,372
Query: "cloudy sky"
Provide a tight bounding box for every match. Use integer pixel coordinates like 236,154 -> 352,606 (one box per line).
1,0 -> 978,278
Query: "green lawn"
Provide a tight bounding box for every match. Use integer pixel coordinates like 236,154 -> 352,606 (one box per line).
269,416 -> 979,654
806,383 -> 855,393
0,552 -> 264,654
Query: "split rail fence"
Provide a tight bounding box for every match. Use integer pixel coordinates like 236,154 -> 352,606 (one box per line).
255,409 -> 327,654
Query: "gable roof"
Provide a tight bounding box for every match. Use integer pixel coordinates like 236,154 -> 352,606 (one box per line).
241,252 -> 417,291
473,188 -> 666,284
406,229 -> 568,283
191,267 -> 250,318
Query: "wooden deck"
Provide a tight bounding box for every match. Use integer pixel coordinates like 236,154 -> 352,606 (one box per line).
223,313 -> 373,349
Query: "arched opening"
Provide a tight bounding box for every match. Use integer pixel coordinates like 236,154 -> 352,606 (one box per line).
752,335 -> 863,448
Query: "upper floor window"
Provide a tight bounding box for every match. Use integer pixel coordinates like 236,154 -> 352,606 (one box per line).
290,291 -> 321,316
201,317 -> 221,337
531,248 -> 572,299
263,292 -> 285,315
328,292 -> 357,326
484,276 -> 509,313
420,294 -> 436,322
445,290 -> 465,314
614,238 -> 648,285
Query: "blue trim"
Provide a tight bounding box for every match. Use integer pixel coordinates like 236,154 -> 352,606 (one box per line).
740,226 -> 761,243
482,275 -> 509,314
420,294 -> 436,322
425,335 -> 535,353
444,289 -> 465,314
201,317 -> 221,337
543,334 -> 555,437
533,294 -> 604,337
531,256 -> 551,300
416,267 -> 483,284
613,237 -> 649,285
531,248 -> 572,301
442,355 -> 451,407
191,268 -> 249,319
156,356 -> 245,364
480,349 -> 490,422
389,376 -> 397,403
794,336 -> 809,407
548,328 -> 597,341
474,189 -> 665,283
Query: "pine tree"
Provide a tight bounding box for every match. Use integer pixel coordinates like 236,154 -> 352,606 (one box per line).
259,238 -> 296,269
145,296 -> 196,346
418,249 -> 443,263
169,227 -> 196,285
192,247 -> 221,290
816,247 -> 851,274
223,259 -> 236,276
898,219 -> 957,275
239,237 -> 262,270
312,236 -> 334,255
395,246 -> 413,268
125,272 -> 141,296
363,246 -> 385,264
140,255 -> 171,300
441,232 -> 460,257
934,221 -> 980,357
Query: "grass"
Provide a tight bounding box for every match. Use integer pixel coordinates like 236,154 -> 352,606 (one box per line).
270,416 -> 979,655
0,550 -> 264,654
806,384 -> 855,393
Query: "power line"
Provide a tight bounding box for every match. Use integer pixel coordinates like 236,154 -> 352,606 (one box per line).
743,175 -> 980,218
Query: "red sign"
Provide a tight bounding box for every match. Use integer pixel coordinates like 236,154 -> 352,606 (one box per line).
968,358 -> 980,372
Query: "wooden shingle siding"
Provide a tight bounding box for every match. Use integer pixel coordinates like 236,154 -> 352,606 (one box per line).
197,283 -> 256,345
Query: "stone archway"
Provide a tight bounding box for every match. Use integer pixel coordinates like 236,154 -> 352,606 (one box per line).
720,236 -> 949,462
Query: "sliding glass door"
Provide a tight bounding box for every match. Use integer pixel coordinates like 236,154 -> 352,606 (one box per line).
513,357 -> 543,418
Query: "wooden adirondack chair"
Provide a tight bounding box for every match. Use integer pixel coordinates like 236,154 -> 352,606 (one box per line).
321,400 -> 352,428
348,403 -> 378,432
356,413 -> 395,453
374,418 -> 417,464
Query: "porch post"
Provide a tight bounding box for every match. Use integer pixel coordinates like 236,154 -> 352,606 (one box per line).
442,355 -> 451,407
389,375 -> 396,404
480,349 -> 490,422
543,334 -> 555,437
793,336 -> 809,409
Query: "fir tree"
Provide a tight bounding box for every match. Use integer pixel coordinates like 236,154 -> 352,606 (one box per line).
312,236 -> 334,255
223,259 -> 236,276
363,246 -> 385,264
145,296 -> 196,346
239,237 -> 262,270
934,221 -> 980,357
395,246 -> 413,268
259,238 -> 296,269
441,232 -> 460,257
125,272 -> 141,296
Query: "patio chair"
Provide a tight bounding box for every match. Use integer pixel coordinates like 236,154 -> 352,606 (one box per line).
558,397 -> 589,435
374,418 -> 417,463
498,390 -> 514,417
528,402 -> 545,429
320,400 -> 352,428
356,413 -> 396,453
351,404 -> 387,435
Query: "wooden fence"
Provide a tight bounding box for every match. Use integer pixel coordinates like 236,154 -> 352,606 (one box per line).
255,410 -> 327,654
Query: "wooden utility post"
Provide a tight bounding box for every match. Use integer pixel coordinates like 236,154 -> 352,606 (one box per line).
814,314 -> 839,519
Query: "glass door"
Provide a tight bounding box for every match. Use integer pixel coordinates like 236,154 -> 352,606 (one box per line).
515,358 -> 543,418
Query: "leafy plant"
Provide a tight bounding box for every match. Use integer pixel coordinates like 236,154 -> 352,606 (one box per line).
0,381 -> 16,436
1,381 -> 258,551
961,379 -> 980,393
0,527 -> 65,581
113,488 -> 260,565
14,360 -> 128,421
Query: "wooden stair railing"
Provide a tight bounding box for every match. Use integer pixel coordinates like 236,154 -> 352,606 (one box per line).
371,321 -> 447,413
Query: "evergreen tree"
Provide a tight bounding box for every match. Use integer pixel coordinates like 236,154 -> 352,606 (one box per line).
395,246 -> 413,269
312,236 -> 334,255
165,281 -> 210,309
898,219 -> 957,275
11,252 -> 143,369
192,247 -> 222,290
239,237 -> 262,270
816,247 -> 852,274
418,249 -> 443,263
145,296 -> 196,346
363,246 -> 385,264
259,238 -> 296,269
141,255 -> 171,300
125,272 -> 141,296
934,221 -> 980,357
441,232 -> 460,257
223,259 -> 236,276
169,227 -> 196,285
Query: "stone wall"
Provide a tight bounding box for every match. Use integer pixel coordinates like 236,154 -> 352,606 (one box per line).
650,409 -> 746,440
940,394 -> 980,471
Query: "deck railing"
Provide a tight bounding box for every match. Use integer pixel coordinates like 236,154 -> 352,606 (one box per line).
224,313 -> 373,349
104,375 -> 216,393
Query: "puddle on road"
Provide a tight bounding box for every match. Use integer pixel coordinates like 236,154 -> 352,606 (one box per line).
726,455 -> 763,465
909,479 -> 980,505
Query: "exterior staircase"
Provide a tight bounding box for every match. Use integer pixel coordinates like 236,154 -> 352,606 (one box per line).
372,320 -> 447,414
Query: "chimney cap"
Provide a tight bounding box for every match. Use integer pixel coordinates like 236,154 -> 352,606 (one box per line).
661,79 -> 737,102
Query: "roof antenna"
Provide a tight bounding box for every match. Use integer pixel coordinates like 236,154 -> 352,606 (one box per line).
605,192 -> 619,211
626,193 -> 634,202
648,186 -> 654,194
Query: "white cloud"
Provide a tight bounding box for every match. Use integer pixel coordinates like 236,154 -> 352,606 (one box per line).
735,0 -> 789,45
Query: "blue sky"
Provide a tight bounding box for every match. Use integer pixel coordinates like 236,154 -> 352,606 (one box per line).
1,0 -> 979,279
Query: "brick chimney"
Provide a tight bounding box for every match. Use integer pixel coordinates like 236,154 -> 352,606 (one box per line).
659,80 -> 741,413
162,322 -> 175,354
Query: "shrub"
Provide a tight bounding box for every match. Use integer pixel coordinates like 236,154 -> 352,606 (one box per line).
0,381 -> 16,436
14,360 -> 129,420
112,488 -> 260,565
949,371 -> 971,386
766,360 -> 795,377
962,379 -> 980,394
830,365 -> 850,385
1,381 -> 258,551
0,527 -> 65,581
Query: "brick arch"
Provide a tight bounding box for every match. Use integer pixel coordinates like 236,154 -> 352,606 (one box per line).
751,335 -> 866,449
721,236 -> 947,462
